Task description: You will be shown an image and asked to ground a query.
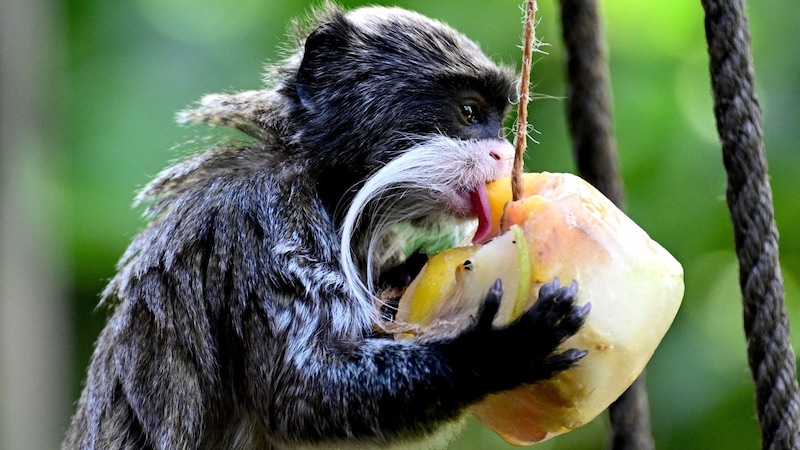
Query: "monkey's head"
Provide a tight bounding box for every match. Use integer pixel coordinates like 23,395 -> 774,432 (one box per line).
283,5 -> 516,207
281,6 -> 519,305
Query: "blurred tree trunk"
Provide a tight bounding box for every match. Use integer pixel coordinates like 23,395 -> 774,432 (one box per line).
0,0 -> 73,448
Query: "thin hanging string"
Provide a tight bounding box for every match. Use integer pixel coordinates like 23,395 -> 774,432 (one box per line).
511,0 -> 537,201
557,1 -> 654,449
701,0 -> 800,448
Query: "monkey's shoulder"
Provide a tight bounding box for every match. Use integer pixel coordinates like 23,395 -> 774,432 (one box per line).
107,145 -> 344,307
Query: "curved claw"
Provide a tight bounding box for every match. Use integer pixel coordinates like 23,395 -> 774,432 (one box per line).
476,278 -> 503,330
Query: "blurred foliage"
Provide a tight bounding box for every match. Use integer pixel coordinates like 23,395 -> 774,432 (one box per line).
61,0 -> 800,448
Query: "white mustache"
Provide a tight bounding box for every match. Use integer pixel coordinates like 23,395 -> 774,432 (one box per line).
339,136 -> 513,310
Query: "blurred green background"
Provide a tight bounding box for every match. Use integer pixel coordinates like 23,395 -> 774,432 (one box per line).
1,0 -> 799,448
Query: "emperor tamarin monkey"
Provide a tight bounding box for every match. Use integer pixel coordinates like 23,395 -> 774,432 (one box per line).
64,4 -> 589,449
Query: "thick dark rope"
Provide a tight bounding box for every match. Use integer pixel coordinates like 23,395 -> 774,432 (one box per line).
558,2 -> 655,450
701,1 -> 800,448
558,0 -> 624,207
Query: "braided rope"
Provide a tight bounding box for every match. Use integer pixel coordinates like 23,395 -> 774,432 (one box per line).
558,1 -> 654,449
558,0 -> 624,208
701,0 -> 800,448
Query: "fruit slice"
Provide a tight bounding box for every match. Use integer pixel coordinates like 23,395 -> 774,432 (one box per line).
395,172 -> 684,445
400,245 -> 478,329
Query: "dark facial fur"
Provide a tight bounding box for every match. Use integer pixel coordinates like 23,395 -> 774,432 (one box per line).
63,5 -> 587,450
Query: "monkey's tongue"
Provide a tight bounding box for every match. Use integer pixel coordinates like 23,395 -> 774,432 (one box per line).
470,184 -> 493,244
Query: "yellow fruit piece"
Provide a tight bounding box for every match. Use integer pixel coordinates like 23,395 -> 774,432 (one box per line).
402,246 -> 477,325
396,172 -> 684,445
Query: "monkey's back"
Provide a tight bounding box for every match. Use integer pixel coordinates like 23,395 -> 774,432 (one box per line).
64,144 -> 380,449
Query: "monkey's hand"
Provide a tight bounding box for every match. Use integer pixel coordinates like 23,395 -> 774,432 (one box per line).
438,278 -> 589,397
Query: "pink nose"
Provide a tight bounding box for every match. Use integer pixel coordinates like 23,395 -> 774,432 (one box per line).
485,140 -> 515,175
486,140 -> 515,162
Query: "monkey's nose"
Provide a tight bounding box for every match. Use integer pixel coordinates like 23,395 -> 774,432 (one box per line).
486,139 -> 514,162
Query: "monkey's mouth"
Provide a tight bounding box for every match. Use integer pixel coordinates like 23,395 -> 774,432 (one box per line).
447,184 -> 494,244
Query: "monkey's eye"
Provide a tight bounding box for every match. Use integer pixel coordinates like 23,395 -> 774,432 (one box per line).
460,103 -> 482,125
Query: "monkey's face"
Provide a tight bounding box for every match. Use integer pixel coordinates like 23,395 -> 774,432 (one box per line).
435,91 -> 516,219
292,7 -> 517,225
319,8 -> 519,300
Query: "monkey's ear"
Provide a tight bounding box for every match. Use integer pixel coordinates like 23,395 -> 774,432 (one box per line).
296,18 -> 352,110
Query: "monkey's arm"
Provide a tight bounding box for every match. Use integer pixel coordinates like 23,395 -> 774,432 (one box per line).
243,279 -> 587,447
